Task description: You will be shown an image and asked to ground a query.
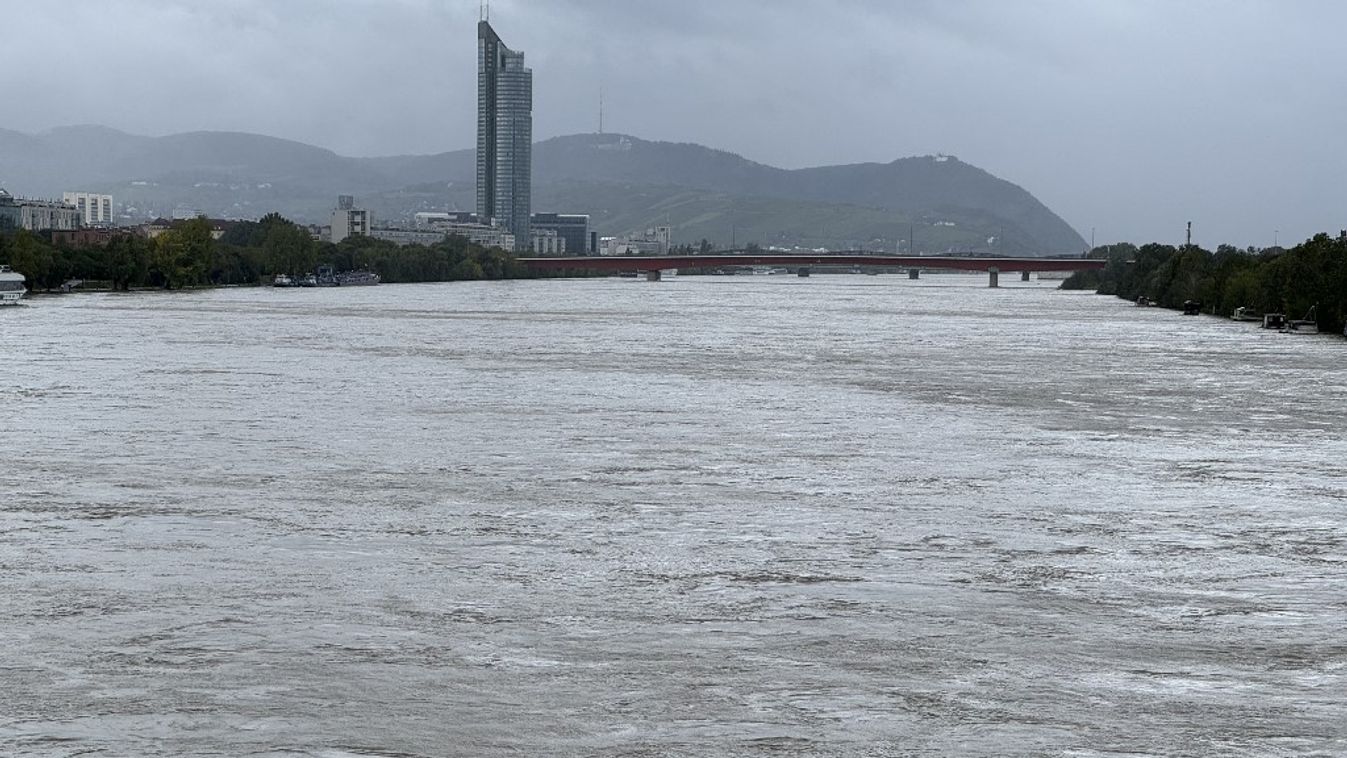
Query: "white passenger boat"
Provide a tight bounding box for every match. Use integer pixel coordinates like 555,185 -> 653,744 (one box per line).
0,265 -> 26,305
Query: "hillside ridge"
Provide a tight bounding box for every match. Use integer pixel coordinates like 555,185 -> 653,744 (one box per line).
0,127 -> 1085,254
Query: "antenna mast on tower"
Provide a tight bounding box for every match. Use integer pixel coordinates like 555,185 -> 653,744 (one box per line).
480,0 -> 489,22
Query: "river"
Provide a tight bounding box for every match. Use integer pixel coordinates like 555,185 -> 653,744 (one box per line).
2,274 -> 1344,756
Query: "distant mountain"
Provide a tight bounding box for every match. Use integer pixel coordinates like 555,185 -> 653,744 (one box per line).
534,134 -> 1085,253
0,126 -> 1086,254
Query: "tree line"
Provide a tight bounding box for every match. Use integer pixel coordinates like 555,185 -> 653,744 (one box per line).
0,213 -> 528,291
1063,233 -> 1347,333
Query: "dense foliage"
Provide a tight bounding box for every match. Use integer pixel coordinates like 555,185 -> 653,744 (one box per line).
0,214 -> 527,290
1062,233 -> 1347,333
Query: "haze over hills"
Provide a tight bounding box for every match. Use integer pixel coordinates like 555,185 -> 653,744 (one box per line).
0,126 -> 1086,254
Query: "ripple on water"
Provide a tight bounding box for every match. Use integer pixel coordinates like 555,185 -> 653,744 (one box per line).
3,278 -> 1346,757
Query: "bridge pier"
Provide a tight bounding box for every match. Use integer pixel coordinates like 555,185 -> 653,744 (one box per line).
646,270 -> 662,282
908,268 -> 920,280
988,267 -> 1000,288
1021,271 -> 1032,282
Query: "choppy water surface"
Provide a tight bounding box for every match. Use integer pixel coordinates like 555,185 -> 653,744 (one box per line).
2,275 -> 1345,757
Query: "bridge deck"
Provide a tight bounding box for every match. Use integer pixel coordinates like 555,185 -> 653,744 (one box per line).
520,254 -> 1104,274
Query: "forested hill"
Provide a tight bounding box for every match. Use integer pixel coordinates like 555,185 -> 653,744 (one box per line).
366,134 -> 1086,254
0,126 -> 1086,254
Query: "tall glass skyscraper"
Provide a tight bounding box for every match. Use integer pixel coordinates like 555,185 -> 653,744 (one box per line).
477,20 -> 532,250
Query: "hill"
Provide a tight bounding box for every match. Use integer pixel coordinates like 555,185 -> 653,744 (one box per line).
0,127 -> 1086,254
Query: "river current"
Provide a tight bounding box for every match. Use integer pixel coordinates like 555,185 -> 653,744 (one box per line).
2,274 -> 1344,756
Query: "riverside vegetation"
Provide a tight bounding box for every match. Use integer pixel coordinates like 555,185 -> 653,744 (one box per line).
1063,232 -> 1347,334
0,213 -> 525,291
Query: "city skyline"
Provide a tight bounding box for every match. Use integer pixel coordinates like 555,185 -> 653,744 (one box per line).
2,1 -> 1345,246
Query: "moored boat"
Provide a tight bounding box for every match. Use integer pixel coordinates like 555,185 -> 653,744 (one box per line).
1284,306 -> 1319,335
1232,306 -> 1261,322
272,274 -> 295,287
335,270 -> 381,286
0,265 -> 26,305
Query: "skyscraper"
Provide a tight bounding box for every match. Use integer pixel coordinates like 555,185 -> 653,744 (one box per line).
477,19 -> 532,250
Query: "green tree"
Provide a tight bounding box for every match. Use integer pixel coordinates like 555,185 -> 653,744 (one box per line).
106,234 -> 151,290
6,231 -> 54,290
151,218 -> 214,289
262,218 -> 317,276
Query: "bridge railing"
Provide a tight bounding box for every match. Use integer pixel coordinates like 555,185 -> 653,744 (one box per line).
519,254 -> 1105,274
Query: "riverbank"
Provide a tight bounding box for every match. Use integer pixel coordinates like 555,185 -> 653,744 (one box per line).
1,215 -> 529,292
1062,233 -> 1347,336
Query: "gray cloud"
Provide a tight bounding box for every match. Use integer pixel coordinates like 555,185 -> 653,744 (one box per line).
4,0 -> 1345,245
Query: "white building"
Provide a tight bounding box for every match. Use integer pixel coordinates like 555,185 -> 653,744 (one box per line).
371,224 -> 517,250
450,224 -> 516,250
369,228 -> 448,247
0,190 -> 80,231
62,192 -> 114,226
331,196 -> 371,244
414,211 -> 479,229
599,225 -> 672,256
530,229 -> 565,255
407,213 -> 518,250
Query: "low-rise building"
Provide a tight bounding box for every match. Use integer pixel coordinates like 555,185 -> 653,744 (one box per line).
414,211 -> 480,229
530,228 -> 565,255
141,217 -> 238,241
531,213 -> 590,255
415,212 -> 577,254
370,223 -> 516,250
447,224 -> 516,250
369,228 -> 448,247
402,213 -> 518,250
0,191 -> 16,230
50,228 -> 119,248
599,225 -> 673,256
0,189 -> 81,232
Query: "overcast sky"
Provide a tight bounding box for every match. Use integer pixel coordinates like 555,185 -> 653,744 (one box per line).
5,0 -> 1346,246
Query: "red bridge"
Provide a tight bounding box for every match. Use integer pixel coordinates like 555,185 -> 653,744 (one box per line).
520,254 -> 1104,286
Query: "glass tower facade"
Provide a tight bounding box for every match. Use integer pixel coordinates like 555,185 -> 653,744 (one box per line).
477,21 -> 532,251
